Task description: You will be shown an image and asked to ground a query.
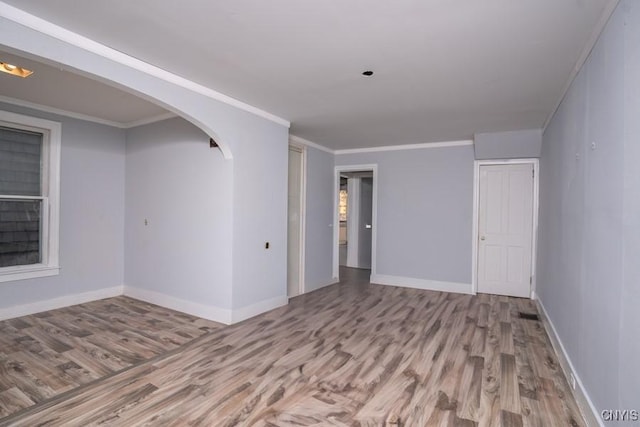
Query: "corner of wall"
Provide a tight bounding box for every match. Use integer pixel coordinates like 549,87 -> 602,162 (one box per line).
230,295 -> 289,324
123,285 -> 233,325
0,286 -> 124,321
370,274 -> 473,295
536,297 -> 604,427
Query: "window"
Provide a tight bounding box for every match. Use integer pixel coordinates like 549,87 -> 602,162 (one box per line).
0,110 -> 60,282
339,189 -> 348,222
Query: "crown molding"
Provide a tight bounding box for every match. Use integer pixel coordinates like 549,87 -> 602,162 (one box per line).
0,2 -> 290,129
123,112 -> 177,129
542,0 -> 620,131
334,139 -> 473,155
289,135 -> 335,154
0,95 -> 176,129
289,135 -> 474,155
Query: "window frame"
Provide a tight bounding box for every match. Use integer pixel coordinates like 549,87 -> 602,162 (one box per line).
0,110 -> 61,282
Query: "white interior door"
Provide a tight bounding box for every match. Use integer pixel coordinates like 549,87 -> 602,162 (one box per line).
477,163 -> 534,298
287,146 -> 303,297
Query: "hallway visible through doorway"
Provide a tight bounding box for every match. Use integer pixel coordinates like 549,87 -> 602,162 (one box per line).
335,168 -> 375,278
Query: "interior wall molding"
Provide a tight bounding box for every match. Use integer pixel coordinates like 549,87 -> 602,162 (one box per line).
306,277 -> 339,293
290,135 -> 475,155
370,274 -> 473,295
0,2 -> 290,128
335,139 -> 474,155
122,112 -> 178,129
536,298 -> 604,427
289,135 -> 335,154
0,282 -> 291,326
0,95 -> 176,129
124,286 -> 289,325
542,0 -> 620,131
231,296 -> 288,324
123,285 -> 233,325
0,286 -> 123,321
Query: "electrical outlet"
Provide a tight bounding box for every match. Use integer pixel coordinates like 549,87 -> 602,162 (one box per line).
569,372 -> 576,390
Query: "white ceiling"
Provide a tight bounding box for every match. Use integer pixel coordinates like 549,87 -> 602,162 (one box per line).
1,0 -> 618,149
0,50 -> 169,126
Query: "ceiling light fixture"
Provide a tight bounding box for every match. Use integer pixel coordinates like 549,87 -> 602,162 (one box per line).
0,61 -> 34,78
362,70 -> 374,76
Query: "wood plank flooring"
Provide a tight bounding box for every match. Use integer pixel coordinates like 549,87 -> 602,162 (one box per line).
0,296 -> 221,420
0,268 -> 584,426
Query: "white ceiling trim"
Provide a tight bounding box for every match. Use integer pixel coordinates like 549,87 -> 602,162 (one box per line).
289,135 -> 474,155
334,140 -> 473,155
289,135 -> 335,154
123,112 -> 177,129
0,95 -> 124,128
542,0 -> 620,131
0,95 -> 176,129
0,2 -> 290,129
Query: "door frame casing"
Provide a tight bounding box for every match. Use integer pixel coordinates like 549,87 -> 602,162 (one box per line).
288,142 -> 307,296
333,164 -> 378,281
345,177 -> 361,268
471,158 -> 539,298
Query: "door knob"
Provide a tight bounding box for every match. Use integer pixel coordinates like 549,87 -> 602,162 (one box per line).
480,236 -> 486,240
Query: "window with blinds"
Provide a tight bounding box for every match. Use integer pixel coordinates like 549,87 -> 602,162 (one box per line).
0,126 -> 44,268
0,110 -> 60,282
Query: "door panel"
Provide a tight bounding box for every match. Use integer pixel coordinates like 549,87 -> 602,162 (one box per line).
358,177 -> 373,269
287,147 -> 303,297
478,164 -> 534,298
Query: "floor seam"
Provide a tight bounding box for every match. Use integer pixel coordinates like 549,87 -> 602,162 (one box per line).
0,328 -> 219,427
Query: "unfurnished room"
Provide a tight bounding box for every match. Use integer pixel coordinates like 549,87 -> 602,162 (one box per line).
0,0 -> 638,425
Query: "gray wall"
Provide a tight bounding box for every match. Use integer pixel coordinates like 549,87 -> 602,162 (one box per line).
304,146 -> 335,290
230,119 -> 289,310
125,117 -> 233,311
0,102 -> 126,308
126,115 -> 289,317
620,0 -> 640,411
336,145 -> 474,285
358,177 -> 373,269
538,0 -> 639,418
2,12 -> 292,322
474,129 -> 542,159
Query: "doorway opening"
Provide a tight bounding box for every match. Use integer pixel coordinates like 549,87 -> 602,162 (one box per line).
287,144 -> 306,298
333,165 -> 377,282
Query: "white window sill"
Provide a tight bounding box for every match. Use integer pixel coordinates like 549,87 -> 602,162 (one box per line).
0,265 -> 60,283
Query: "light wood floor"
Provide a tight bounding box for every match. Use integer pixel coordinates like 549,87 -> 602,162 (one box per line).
0,296 -> 221,420
0,268 -> 584,426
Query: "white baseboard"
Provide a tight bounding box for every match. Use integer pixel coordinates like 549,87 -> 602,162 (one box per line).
370,274 -> 473,295
306,277 -> 339,292
0,286 -> 124,321
1,285 -> 287,326
536,298 -> 603,427
231,295 -> 288,324
123,286 -> 287,325
123,285 -> 233,325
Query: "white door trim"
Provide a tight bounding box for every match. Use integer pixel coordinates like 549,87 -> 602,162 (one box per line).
333,164 -> 378,281
289,141 -> 307,295
472,158 -> 539,297
345,177 -> 361,267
